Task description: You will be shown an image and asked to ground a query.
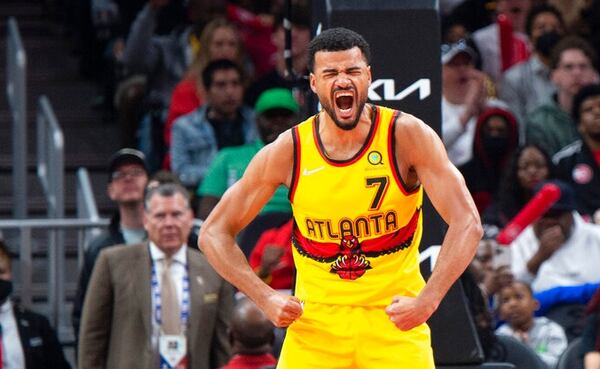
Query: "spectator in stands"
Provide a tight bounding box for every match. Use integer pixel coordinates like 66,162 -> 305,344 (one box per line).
72,148 -> 149,342
197,88 -> 297,219
525,36 -> 599,156
470,0 -> 532,83
499,4 -> 565,125
553,83 -> 600,222
249,220 -> 294,290
469,238 -> 514,300
164,18 -> 247,169
510,179 -> 600,294
245,4 -> 311,108
171,59 -> 257,189
78,183 -> 233,369
196,88 -> 297,255
219,298 -> 277,369
459,105 -> 519,214
0,240 -> 72,369
484,144 -> 554,228
582,287 -> 600,369
121,0 -> 226,110
496,280 -> 568,368
441,40 -> 490,167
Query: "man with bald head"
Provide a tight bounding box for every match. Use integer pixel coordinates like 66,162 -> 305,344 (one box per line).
220,299 -> 277,369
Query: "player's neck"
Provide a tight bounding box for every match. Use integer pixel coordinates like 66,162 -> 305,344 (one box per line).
318,108 -> 373,160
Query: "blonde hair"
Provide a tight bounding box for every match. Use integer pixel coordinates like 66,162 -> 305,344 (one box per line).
186,18 -> 245,81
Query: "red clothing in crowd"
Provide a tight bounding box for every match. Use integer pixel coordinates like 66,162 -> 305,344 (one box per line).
249,220 -> 294,290
219,354 -> 277,369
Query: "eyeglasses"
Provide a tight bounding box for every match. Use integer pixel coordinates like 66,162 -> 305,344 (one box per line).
111,169 -> 146,181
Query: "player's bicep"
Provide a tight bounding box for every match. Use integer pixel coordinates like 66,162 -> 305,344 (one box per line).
207,136 -> 292,234
408,121 -> 477,224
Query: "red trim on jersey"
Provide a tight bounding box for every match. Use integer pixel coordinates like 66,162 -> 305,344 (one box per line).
288,126 -> 302,202
388,111 -> 421,195
313,105 -> 380,167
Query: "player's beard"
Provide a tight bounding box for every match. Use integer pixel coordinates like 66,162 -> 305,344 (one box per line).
321,94 -> 368,131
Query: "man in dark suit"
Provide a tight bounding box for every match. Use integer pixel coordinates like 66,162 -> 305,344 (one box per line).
0,240 -> 71,369
78,182 -> 233,369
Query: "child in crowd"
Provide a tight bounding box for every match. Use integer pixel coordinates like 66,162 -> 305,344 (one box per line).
496,281 -> 568,368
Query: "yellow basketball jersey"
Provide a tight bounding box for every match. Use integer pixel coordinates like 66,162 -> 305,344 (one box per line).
289,104 -> 425,307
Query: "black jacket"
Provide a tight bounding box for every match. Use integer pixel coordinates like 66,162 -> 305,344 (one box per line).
13,303 -> 72,369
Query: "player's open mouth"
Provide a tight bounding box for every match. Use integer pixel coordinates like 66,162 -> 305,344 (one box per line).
335,91 -> 355,119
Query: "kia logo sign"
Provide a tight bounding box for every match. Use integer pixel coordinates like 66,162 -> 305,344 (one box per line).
368,78 -> 431,101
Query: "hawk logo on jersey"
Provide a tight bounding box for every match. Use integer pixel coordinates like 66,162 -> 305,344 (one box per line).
292,208 -> 420,280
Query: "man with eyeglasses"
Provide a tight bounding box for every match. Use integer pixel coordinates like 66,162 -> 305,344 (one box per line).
525,36 -> 600,156
72,148 -> 149,345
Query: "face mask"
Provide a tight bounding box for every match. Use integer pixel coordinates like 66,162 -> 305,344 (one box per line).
0,279 -> 12,303
535,31 -> 561,58
483,136 -> 509,161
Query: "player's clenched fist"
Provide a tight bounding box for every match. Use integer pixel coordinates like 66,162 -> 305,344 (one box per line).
385,295 -> 435,331
262,292 -> 303,328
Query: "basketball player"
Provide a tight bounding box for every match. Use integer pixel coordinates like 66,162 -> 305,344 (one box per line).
199,27 -> 483,368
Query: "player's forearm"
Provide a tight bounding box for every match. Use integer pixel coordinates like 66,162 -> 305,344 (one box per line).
198,227 -> 275,305
419,216 -> 482,310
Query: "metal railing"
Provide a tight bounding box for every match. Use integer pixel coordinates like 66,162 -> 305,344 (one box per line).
0,166 -> 108,332
76,168 -> 104,268
36,95 -> 66,327
6,17 -> 28,219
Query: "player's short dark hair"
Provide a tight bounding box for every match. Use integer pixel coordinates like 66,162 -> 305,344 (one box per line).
524,4 -> 564,37
307,27 -> 371,72
572,83 -> 600,123
202,59 -> 243,90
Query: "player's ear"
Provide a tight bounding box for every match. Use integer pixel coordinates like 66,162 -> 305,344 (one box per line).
367,65 -> 372,84
309,73 -> 317,94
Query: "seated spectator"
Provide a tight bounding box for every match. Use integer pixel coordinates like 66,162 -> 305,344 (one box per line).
499,4 -> 565,125
244,3 -> 311,108
458,105 -> 519,214
249,220 -> 294,290
441,40 -> 497,167
72,148 -> 149,342
118,0 -> 226,151
220,299 -> 277,369
582,287 -> 600,369
197,88 -> 298,220
484,144 -> 554,228
470,0 -> 532,83
171,59 -> 257,188
496,281 -> 568,368
0,240 -> 71,369
553,83 -> 600,221
164,18 -> 248,169
525,36 -> 599,156
510,179 -> 600,293
469,237 -> 514,301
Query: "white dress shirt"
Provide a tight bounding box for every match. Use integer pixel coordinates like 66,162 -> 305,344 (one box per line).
0,299 -> 26,369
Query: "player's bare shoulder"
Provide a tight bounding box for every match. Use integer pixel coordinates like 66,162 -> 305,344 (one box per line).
393,111 -> 439,159
253,127 -> 296,186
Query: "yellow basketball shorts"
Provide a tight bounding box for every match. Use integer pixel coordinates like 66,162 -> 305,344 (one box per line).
277,301 -> 435,369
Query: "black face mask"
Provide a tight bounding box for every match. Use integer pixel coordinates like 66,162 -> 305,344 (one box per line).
482,136 -> 508,162
535,31 -> 561,58
0,279 -> 12,303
